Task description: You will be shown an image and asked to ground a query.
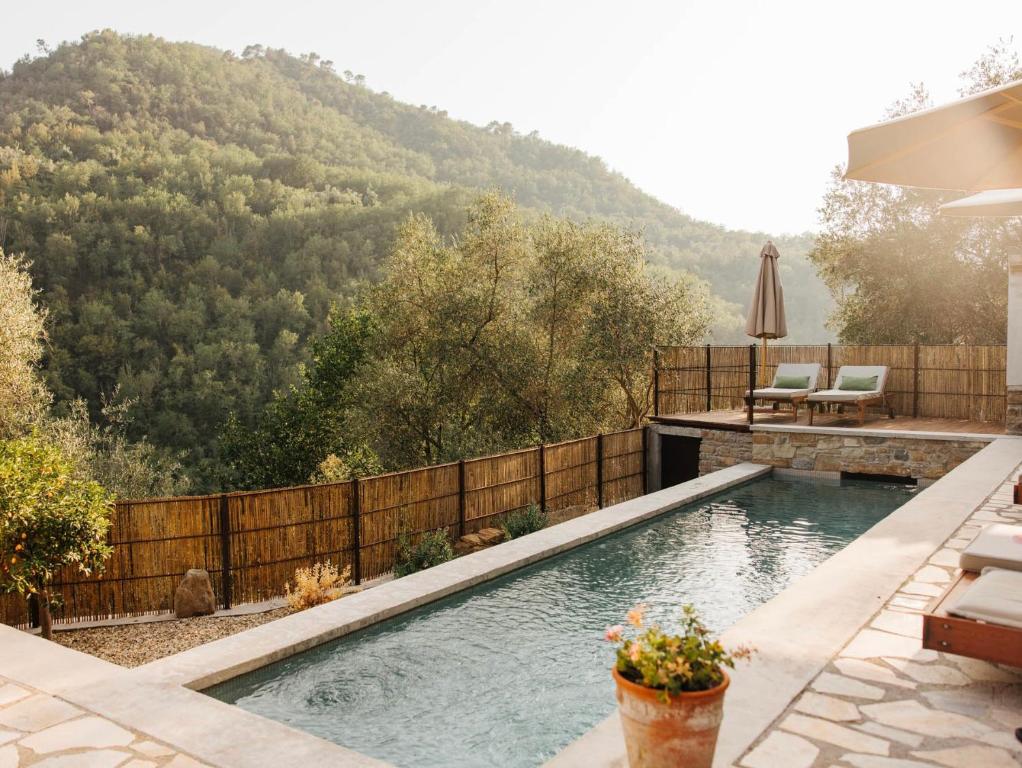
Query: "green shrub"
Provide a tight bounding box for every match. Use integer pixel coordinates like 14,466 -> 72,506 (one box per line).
394,529 -> 453,577
500,504 -> 547,540
0,436 -> 115,639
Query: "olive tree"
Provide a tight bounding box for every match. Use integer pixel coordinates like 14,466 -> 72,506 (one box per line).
0,436 -> 114,639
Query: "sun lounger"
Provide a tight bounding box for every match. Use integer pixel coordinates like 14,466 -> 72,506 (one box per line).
922,523 -> 1022,667
743,363 -> 821,422
807,365 -> 894,425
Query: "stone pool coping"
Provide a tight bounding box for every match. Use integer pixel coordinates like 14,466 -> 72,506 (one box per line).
138,461 -> 771,691
546,435 -> 1022,768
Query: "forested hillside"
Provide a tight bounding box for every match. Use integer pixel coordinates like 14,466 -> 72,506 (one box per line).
0,31 -> 828,486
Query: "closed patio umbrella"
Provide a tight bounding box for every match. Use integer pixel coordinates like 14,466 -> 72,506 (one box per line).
940,188 -> 1022,217
745,241 -> 787,385
846,78 -> 1022,190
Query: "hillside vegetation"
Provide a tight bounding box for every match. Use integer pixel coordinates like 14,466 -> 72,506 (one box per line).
0,31 -> 828,486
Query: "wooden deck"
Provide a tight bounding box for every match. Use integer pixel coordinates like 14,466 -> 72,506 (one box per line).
650,408 -> 1007,435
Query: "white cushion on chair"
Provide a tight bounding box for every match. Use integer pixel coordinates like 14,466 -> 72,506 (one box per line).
747,387 -> 812,399
947,567 -> 1022,629
808,388 -> 883,403
771,363 -> 822,390
960,523 -> 1022,572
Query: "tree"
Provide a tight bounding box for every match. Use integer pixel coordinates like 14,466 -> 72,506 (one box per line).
0,436 -> 114,639
0,251 -> 50,438
809,41 -> 1021,344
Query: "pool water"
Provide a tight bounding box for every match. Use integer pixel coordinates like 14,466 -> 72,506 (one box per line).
207,476 -> 915,768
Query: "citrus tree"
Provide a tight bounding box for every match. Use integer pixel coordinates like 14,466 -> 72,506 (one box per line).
0,436 -> 114,639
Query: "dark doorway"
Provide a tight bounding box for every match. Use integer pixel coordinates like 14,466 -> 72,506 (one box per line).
661,434 -> 701,488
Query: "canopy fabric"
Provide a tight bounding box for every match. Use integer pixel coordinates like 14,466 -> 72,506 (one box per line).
745,241 -> 787,340
846,78 -> 1022,190
939,188 -> 1022,217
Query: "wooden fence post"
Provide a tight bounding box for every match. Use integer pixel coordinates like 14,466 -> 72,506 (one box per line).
596,433 -> 604,509
826,342 -> 833,389
538,444 -> 547,512
747,344 -> 757,424
218,494 -> 233,610
641,426 -> 649,495
351,478 -> 362,585
653,348 -> 661,417
705,343 -> 712,412
913,343 -> 921,418
458,459 -> 467,537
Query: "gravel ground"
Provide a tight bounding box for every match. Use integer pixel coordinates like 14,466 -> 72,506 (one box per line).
53,607 -> 293,667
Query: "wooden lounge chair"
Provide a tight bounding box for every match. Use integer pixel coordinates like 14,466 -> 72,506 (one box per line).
807,365 -> 894,425
922,523 -> 1022,668
743,363 -> 821,423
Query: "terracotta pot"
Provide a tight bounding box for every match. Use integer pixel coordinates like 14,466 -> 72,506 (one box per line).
613,667 -> 729,768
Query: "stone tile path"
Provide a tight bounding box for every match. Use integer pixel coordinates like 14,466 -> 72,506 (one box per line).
739,476 -> 1022,768
0,676 -> 211,768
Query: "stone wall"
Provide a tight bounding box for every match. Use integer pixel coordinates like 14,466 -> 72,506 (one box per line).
750,431 -> 988,480
650,424 -> 991,490
698,429 -> 754,474
1007,385 -> 1022,434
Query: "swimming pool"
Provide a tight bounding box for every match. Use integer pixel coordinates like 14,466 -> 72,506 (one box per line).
207,475 -> 915,768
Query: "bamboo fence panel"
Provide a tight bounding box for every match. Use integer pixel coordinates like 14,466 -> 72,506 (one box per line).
543,437 -> 598,513
656,344 -> 1006,422
917,345 -> 1006,422
228,482 -> 355,605
602,429 -> 645,505
358,464 -> 460,582
2,429 -> 649,628
463,448 -> 540,533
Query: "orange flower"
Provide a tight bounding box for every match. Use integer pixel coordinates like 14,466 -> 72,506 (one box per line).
626,603 -> 647,628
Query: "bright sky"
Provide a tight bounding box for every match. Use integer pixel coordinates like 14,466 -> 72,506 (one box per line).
4,1 -> 1021,234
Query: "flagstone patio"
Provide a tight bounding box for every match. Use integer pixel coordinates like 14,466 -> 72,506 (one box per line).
0,676 -> 210,768
738,475 -> 1022,768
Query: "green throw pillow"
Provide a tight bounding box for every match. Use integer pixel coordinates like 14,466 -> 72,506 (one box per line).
773,375 -> 811,389
839,375 -> 879,391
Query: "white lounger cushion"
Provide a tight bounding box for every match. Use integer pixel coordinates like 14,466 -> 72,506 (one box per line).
749,387 -> 812,399
947,567 -> 1022,629
746,363 -> 822,399
807,365 -> 889,402
959,523 -> 1022,572
808,388 -> 883,402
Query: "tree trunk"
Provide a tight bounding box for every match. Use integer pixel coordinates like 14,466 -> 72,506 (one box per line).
38,589 -> 53,640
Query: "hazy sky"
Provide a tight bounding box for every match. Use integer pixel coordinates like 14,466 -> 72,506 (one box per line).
4,1 -> 1021,234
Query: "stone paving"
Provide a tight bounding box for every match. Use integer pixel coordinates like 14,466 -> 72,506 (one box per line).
0,676 -> 210,768
739,475 -> 1022,768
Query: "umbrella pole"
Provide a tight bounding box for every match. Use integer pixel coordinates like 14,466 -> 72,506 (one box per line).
761,337 -> 768,387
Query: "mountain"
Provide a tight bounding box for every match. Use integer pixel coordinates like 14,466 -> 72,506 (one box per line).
0,31 -> 831,485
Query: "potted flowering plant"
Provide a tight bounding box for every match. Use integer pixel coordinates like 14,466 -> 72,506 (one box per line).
605,604 -> 752,768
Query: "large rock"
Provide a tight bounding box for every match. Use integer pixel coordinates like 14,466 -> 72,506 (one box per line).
453,527 -> 507,556
174,568 -> 216,618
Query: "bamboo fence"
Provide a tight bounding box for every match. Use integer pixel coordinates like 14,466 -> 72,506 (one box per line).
654,343 -> 1007,423
2,429 -> 646,628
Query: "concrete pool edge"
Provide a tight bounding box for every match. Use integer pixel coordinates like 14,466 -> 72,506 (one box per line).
546,436 -> 1022,768
138,461 -> 772,691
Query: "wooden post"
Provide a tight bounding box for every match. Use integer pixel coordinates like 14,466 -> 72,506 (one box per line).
538,445 -> 547,512
28,592 -> 40,629
218,494 -> 233,610
826,343 -> 833,388
458,459 -> 467,537
705,344 -> 712,412
351,478 -> 362,585
596,433 -> 604,509
641,426 -> 649,495
653,349 -> 661,417
913,343 -> 921,418
747,344 -> 757,424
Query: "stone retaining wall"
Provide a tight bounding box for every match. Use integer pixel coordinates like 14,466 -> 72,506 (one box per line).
651,425 -> 991,486
750,431 -> 987,480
